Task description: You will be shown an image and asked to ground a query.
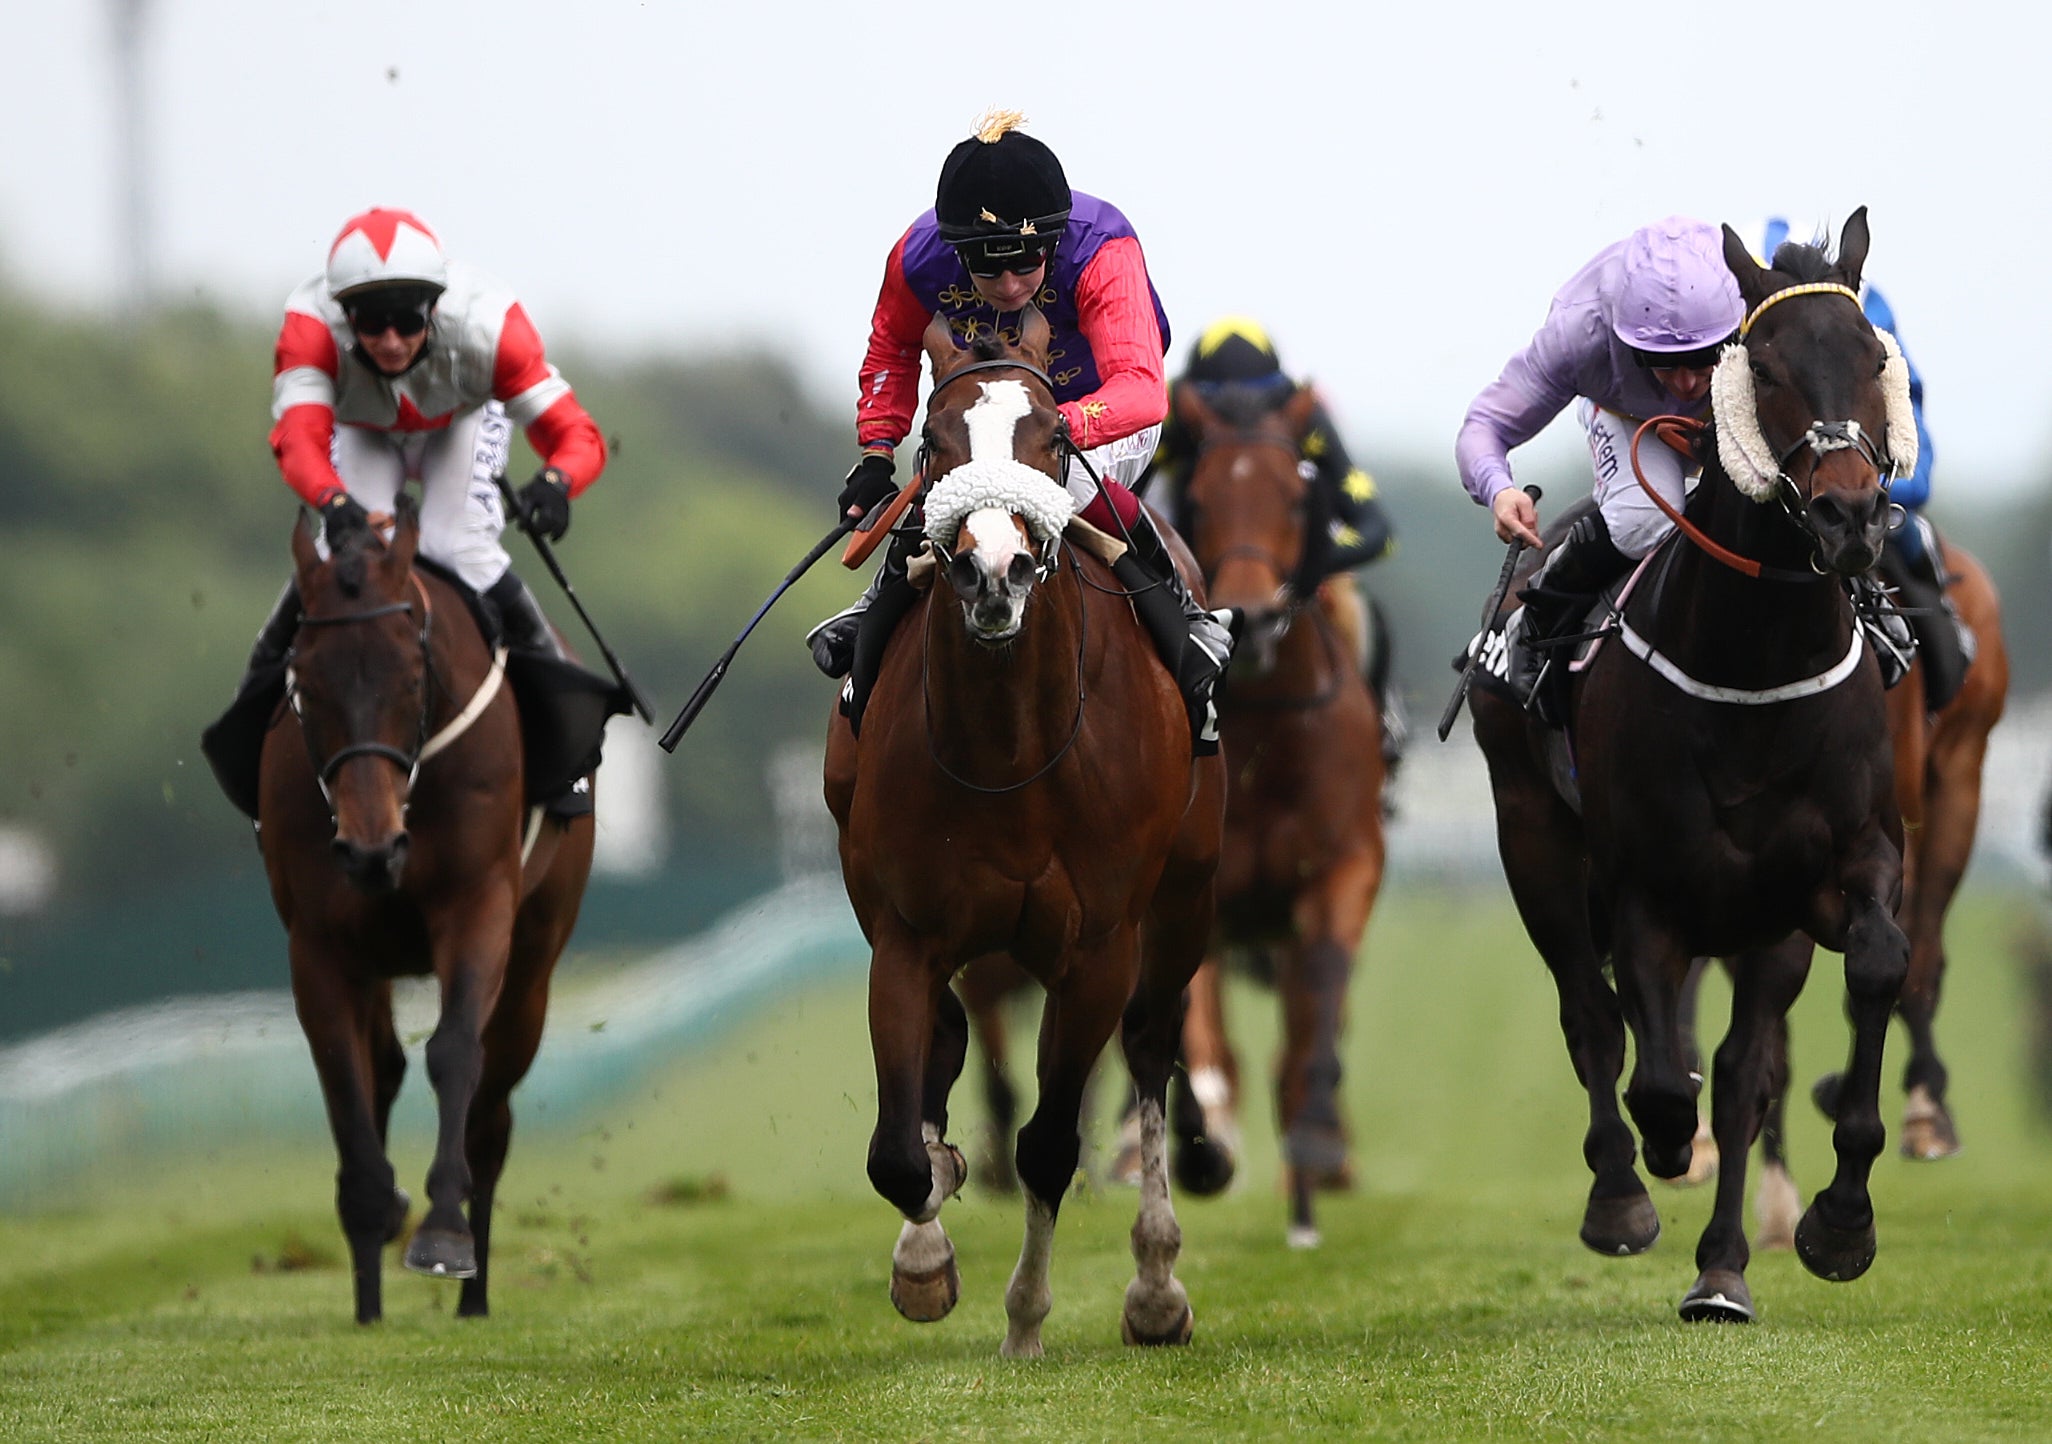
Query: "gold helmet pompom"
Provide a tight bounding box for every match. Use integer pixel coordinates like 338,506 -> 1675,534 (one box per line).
973,107 -> 1028,144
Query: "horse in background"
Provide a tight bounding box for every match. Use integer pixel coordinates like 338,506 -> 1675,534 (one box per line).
824,312 -> 1225,1356
1471,211 -> 1911,1322
259,502 -> 595,1323
1154,378 -> 1388,1248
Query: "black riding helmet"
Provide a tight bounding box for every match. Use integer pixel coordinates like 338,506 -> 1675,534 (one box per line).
936,110 -> 1071,275
1185,317 -> 1287,385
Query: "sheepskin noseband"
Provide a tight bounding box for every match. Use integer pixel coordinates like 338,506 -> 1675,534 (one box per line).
923,379 -> 1076,548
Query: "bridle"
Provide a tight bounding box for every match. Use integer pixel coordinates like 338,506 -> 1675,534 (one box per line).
286,573 -> 509,814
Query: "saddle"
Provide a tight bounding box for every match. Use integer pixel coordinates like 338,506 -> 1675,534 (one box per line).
200,560 -> 627,820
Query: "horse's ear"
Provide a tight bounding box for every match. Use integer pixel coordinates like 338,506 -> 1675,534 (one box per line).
291,511 -> 322,578
1174,380 -> 1218,435
1283,383 -> 1320,438
1013,305 -> 1052,368
386,494 -> 421,575
1834,206 -> 1870,293
1722,223 -> 1773,309
922,313 -> 963,384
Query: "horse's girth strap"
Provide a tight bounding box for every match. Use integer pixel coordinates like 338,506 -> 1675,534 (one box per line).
419,646 -> 509,764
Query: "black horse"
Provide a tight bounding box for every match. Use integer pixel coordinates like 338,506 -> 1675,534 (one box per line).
1471,209 -> 1910,1322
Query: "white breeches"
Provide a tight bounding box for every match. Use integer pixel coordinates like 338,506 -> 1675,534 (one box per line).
1060,422 -> 1162,508
323,401 -> 515,591
1581,400 -> 1695,560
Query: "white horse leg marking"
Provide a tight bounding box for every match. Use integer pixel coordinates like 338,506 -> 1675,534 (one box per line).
1187,1064 -> 1243,1166
1001,1194 -> 1056,1360
1122,1095 -> 1192,1344
893,1217 -> 953,1276
1753,1158 -> 1801,1252
911,1121 -> 962,1224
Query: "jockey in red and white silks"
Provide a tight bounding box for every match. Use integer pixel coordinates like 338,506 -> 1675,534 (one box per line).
269,209 -> 605,594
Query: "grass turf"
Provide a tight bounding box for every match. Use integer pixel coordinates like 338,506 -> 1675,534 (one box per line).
4,887 -> 2052,1441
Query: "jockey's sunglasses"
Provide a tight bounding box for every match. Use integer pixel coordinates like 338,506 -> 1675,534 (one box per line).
1632,339 -> 1729,372
957,238 -> 1054,278
347,301 -> 432,338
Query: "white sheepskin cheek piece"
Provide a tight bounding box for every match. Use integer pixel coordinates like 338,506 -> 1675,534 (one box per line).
1875,328 -> 1918,479
1710,342 -> 1782,502
924,461 -> 1075,550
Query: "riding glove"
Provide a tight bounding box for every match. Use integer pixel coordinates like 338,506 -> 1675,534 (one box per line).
518,467 -> 573,541
320,491 -> 371,541
838,452 -> 897,522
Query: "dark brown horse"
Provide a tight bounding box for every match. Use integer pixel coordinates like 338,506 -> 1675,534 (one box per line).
1676,531 -> 2008,1239
1161,380 -> 1387,1248
1472,211 -> 1910,1322
261,505 -> 594,1322
824,313 -> 1225,1356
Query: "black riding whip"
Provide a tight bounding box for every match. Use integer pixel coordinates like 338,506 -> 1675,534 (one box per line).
493,471 -> 655,724
1436,484 -> 1542,742
657,512 -> 863,753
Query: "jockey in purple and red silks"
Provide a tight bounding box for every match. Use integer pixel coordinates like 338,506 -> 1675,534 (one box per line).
1454,216 -> 1746,720
808,111 -> 1235,754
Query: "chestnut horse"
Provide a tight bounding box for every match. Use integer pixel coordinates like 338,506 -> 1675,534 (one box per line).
1163,380 -> 1387,1249
261,504 -> 594,1322
1678,531 -> 2007,1240
824,314 -> 1225,1356
1471,211 -> 1911,1322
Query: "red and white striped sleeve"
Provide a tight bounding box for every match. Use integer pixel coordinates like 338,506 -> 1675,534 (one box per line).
855,231 -> 929,454
1057,236 -> 1169,450
268,295 -> 346,507
492,301 -> 606,495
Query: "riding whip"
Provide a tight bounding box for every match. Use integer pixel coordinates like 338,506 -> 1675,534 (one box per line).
658,509 -> 867,753
493,471 -> 655,723
1436,484 -> 1542,742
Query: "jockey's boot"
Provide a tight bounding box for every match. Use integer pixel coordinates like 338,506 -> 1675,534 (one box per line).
1886,514 -> 1976,712
808,542 -> 914,680
1109,510 -> 1236,758
486,571 -> 569,661
232,579 -> 302,702
1501,511 -> 1630,725
840,536 -> 925,735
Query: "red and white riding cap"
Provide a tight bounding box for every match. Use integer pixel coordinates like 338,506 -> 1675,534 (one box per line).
325,207 -> 449,300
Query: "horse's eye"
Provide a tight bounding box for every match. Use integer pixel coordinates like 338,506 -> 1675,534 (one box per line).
1751,362 -> 1774,387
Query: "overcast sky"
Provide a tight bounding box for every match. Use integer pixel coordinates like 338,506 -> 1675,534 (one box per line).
8,0 -> 2048,501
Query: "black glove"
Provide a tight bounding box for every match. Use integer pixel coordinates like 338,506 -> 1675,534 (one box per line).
837,452 -> 897,522
517,467 -> 573,541
320,491 -> 370,541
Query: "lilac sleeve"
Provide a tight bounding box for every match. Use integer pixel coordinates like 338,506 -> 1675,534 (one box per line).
1454,307 -> 1593,507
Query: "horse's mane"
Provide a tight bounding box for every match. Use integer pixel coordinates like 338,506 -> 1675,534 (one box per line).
1767,239 -> 1837,283
331,530 -> 373,598
1199,380 -> 1294,429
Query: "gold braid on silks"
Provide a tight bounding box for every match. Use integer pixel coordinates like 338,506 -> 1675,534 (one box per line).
1710,282 -> 1918,503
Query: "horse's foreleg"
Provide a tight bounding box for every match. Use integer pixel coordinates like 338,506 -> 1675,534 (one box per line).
291,945 -> 402,1324
408,891 -> 515,1282
457,966 -> 552,1319
868,927 -> 963,1323
1165,955 -> 1239,1199
960,961 -> 1022,1193
1895,733 -> 1985,1158
1680,935 -> 1812,1323
1797,877 -> 1909,1284
1003,937 -> 1136,1359
1613,895 -> 1701,1182
1119,905 -> 1206,1349
1752,1015 -> 1802,1252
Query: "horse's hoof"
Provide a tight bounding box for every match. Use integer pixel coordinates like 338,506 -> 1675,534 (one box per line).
1811,1071 -> 1845,1121
384,1188 -> 412,1244
890,1255 -> 961,1323
1171,1136 -> 1237,1198
1663,1118 -> 1719,1188
1900,1085 -> 1961,1159
1678,1269 -> 1755,1323
1795,1203 -> 1877,1282
1121,1299 -> 1194,1347
1286,1224 -> 1322,1250
403,1227 -> 477,1280
1580,1191 -> 1661,1256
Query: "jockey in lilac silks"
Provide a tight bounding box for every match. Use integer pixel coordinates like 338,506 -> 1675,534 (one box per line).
808,110 -> 1234,755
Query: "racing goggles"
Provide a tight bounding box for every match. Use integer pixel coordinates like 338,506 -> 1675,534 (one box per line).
346,297 -> 433,338
957,236 -> 1056,278
1631,338 -> 1730,372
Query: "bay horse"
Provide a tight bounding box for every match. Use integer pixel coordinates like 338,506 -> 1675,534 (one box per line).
1162,379 -> 1387,1249
261,502 -> 594,1323
823,312 -> 1226,1356
1676,531 -> 2007,1239
1470,210 -> 1911,1322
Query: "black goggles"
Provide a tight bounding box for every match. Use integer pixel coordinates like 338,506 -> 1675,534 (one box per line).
957,237 -> 1055,278
347,300 -> 432,337
1632,339 -> 1728,372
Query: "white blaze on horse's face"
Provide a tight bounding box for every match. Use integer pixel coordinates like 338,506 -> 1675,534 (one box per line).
940,380 -> 1048,645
